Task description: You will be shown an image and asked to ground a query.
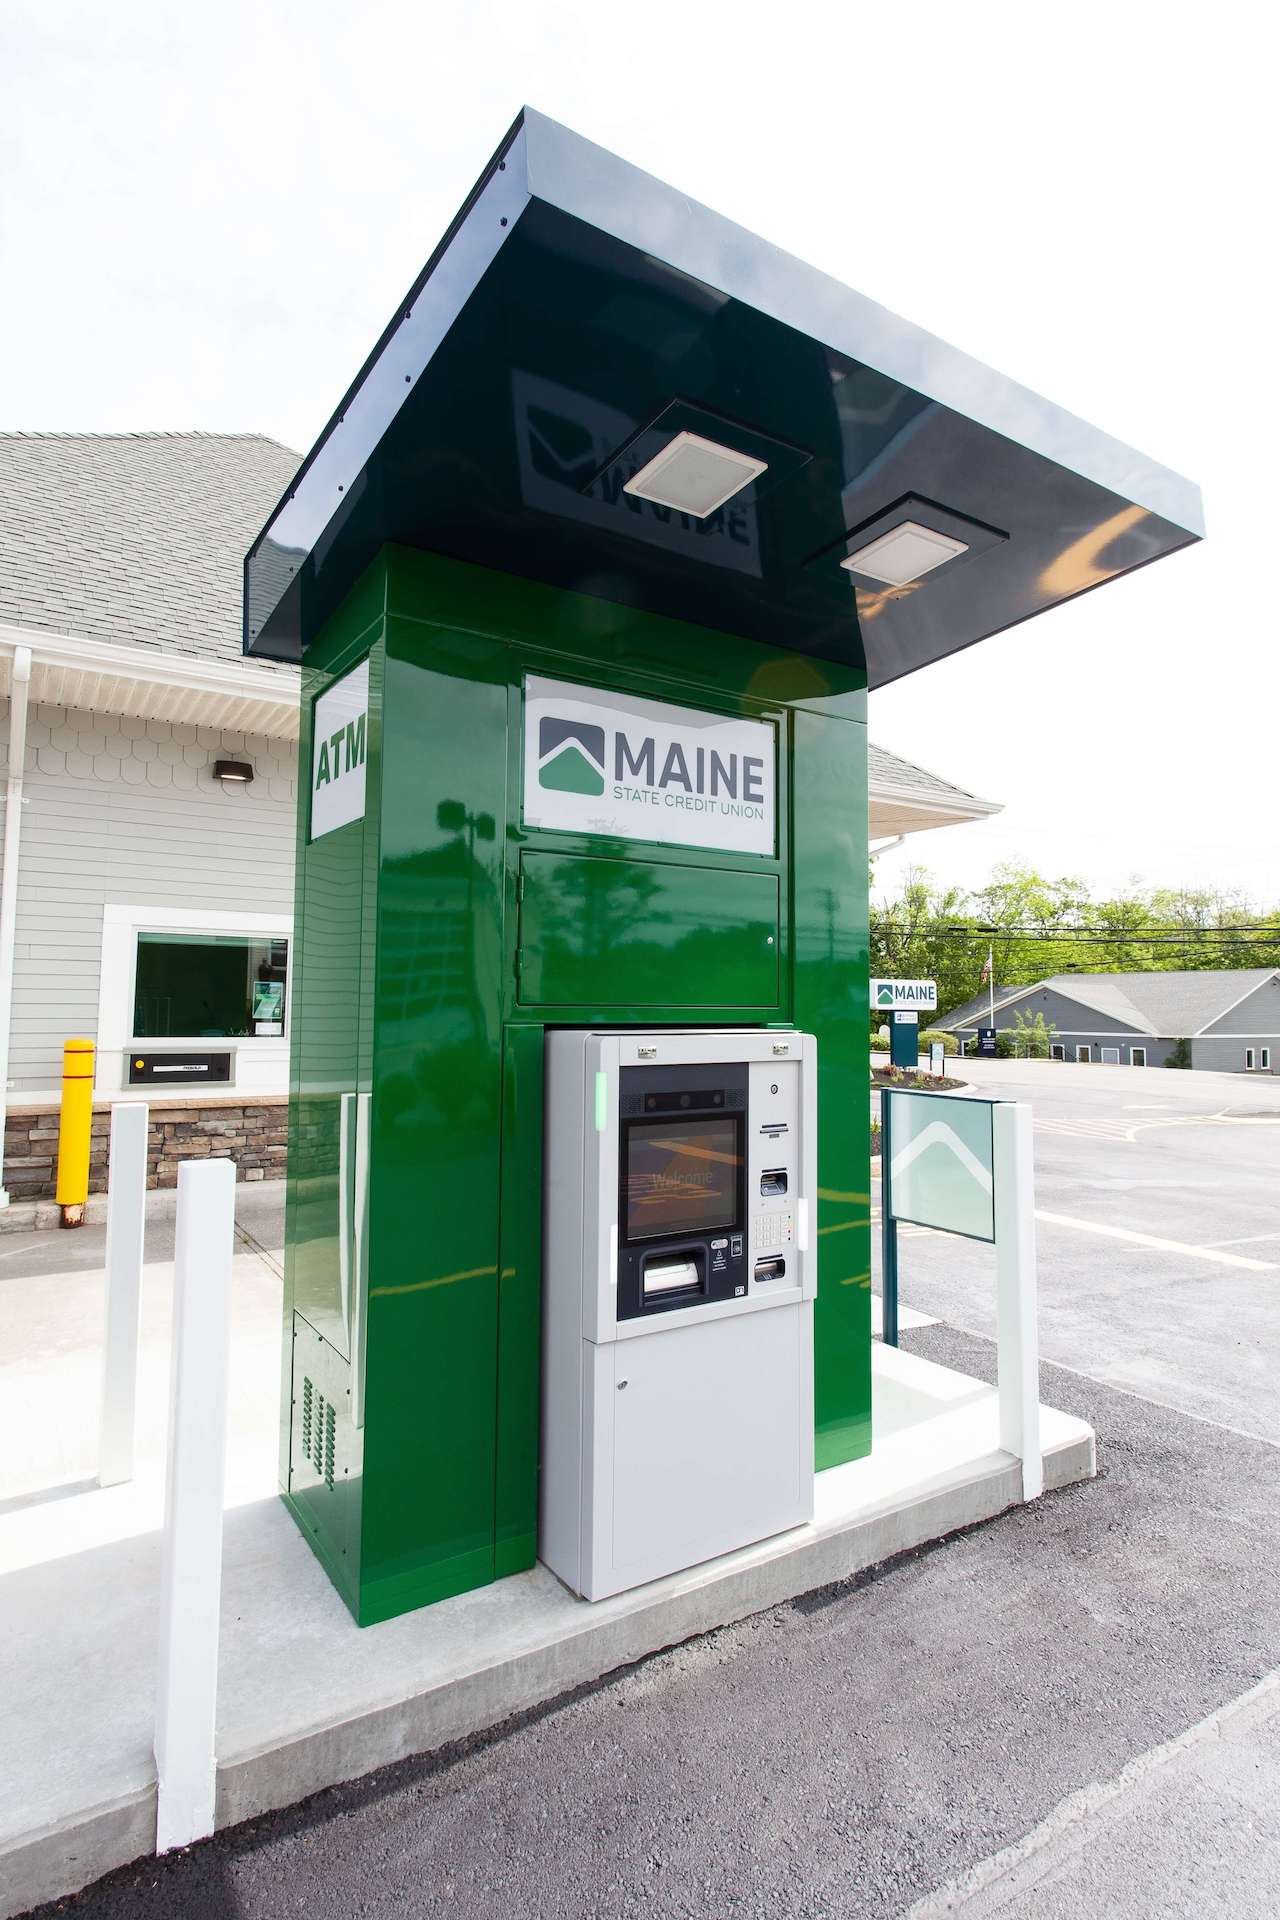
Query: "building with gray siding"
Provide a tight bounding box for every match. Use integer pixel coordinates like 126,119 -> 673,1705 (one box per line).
940,969 -> 1280,1072
0,431 -> 1000,1203
0,433 -> 303,1203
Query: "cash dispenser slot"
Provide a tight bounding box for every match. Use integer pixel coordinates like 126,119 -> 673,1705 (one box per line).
760,1168 -> 788,1196
754,1256 -> 787,1282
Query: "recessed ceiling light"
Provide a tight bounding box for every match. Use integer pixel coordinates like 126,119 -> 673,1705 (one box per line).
840,519 -> 969,586
623,431 -> 768,518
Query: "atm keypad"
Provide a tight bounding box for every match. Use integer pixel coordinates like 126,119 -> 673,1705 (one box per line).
753,1211 -> 793,1250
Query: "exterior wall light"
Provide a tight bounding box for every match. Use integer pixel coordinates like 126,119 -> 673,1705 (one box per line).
840,520 -> 969,587
213,759 -> 255,784
623,431 -> 768,519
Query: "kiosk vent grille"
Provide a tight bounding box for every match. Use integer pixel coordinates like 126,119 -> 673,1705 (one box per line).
300,1377 -> 338,1490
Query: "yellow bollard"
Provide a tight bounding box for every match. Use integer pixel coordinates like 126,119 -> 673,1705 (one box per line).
55,1037 -> 95,1228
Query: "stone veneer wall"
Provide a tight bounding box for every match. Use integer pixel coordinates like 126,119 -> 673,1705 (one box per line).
2,1095 -> 288,1201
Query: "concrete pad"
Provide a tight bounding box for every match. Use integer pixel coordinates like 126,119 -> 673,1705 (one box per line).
871,1292 -> 938,1336
0,1265 -> 1093,1918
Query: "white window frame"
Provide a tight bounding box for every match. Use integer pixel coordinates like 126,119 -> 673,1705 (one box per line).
1246,1048 -> 1256,1071
1049,1043 -> 1065,1060
1130,1047 -> 1147,1067
1263,1048 -> 1272,1071
1076,1045 -> 1091,1063
96,903 -> 292,1097
1100,1046 -> 1121,1064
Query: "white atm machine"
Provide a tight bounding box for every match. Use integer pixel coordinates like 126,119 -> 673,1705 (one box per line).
541,1028 -> 817,1600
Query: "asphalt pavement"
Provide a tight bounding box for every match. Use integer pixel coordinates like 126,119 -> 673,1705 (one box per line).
0,1180 -> 286,1279
18,1060 -> 1280,1918
874,1056 -> 1280,1445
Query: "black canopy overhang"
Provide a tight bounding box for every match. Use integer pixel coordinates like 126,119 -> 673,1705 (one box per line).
243,110 -> 1203,685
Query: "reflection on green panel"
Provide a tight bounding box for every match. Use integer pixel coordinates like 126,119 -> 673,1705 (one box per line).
791,707 -> 872,1471
518,852 -> 779,1008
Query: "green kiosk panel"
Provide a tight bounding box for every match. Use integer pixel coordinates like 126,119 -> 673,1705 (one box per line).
517,853 -> 780,1009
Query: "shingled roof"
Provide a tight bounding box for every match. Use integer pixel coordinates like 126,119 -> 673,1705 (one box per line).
941,968 -> 1280,1037
0,432 -> 299,673
868,741 -> 996,810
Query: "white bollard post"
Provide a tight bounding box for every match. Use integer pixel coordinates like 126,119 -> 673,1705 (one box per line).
993,1100 -> 1043,1501
154,1156 -> 236,1854
98,1102 -> 149,1487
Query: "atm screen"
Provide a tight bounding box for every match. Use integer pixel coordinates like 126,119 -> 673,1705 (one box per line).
623,1115 -> 741,1241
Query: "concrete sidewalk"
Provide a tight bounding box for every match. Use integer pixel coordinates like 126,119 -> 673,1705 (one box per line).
0,1247 -> 1092,1917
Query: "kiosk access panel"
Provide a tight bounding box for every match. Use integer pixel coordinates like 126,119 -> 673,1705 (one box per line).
542,1028 -> 816,1600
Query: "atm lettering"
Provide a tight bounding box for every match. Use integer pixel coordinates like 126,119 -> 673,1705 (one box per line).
344,714 -> 367,772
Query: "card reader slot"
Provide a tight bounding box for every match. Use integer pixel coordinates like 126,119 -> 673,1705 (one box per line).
760,1168 -> 788,1197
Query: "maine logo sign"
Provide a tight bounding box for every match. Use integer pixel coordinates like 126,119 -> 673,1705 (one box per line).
523,675 -> 776,857
538,716 -> 607,796
871,977 -> 938,1013
311,658 -> 369,840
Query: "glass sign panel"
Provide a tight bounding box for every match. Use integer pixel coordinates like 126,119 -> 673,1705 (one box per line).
885,1092 -> 996,1243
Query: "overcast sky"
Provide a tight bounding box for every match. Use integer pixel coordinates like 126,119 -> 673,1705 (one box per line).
3,2 -> 1273,904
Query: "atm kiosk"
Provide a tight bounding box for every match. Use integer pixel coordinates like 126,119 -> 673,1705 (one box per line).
542,1029 -> 816,1598
242,109 -> 1201,1626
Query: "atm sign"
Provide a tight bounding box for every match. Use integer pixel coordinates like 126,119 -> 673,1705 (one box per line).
870,978 -> 937,1013
311,658 -> 369,840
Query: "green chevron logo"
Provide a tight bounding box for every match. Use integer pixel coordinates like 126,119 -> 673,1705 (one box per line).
538,717 -> 606,795
877,984 -> 895,1006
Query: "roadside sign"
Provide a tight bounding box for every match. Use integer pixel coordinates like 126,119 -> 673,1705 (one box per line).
929,1041 -> 946,1076
870,978 -> 937,1014
978,1026 -> 997,1057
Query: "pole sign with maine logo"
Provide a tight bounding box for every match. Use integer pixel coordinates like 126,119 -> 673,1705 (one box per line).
522,676 -> 776,857
310,659 -> 369,840
870,978 -> 938,1014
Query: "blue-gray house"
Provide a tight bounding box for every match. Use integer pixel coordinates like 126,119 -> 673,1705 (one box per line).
940,969 -> 1280,1073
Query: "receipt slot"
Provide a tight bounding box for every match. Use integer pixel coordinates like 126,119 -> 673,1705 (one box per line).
542,1029 -> 817,1599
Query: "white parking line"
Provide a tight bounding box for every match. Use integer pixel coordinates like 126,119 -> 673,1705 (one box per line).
1034,1209 -> 1278,1271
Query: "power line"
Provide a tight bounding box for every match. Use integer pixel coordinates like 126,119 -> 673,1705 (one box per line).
872,928 -> 1280,942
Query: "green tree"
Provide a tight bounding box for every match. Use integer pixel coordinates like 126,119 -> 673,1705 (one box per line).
870,859 -> 1280,1023
1011,1009 -> 1056,1059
